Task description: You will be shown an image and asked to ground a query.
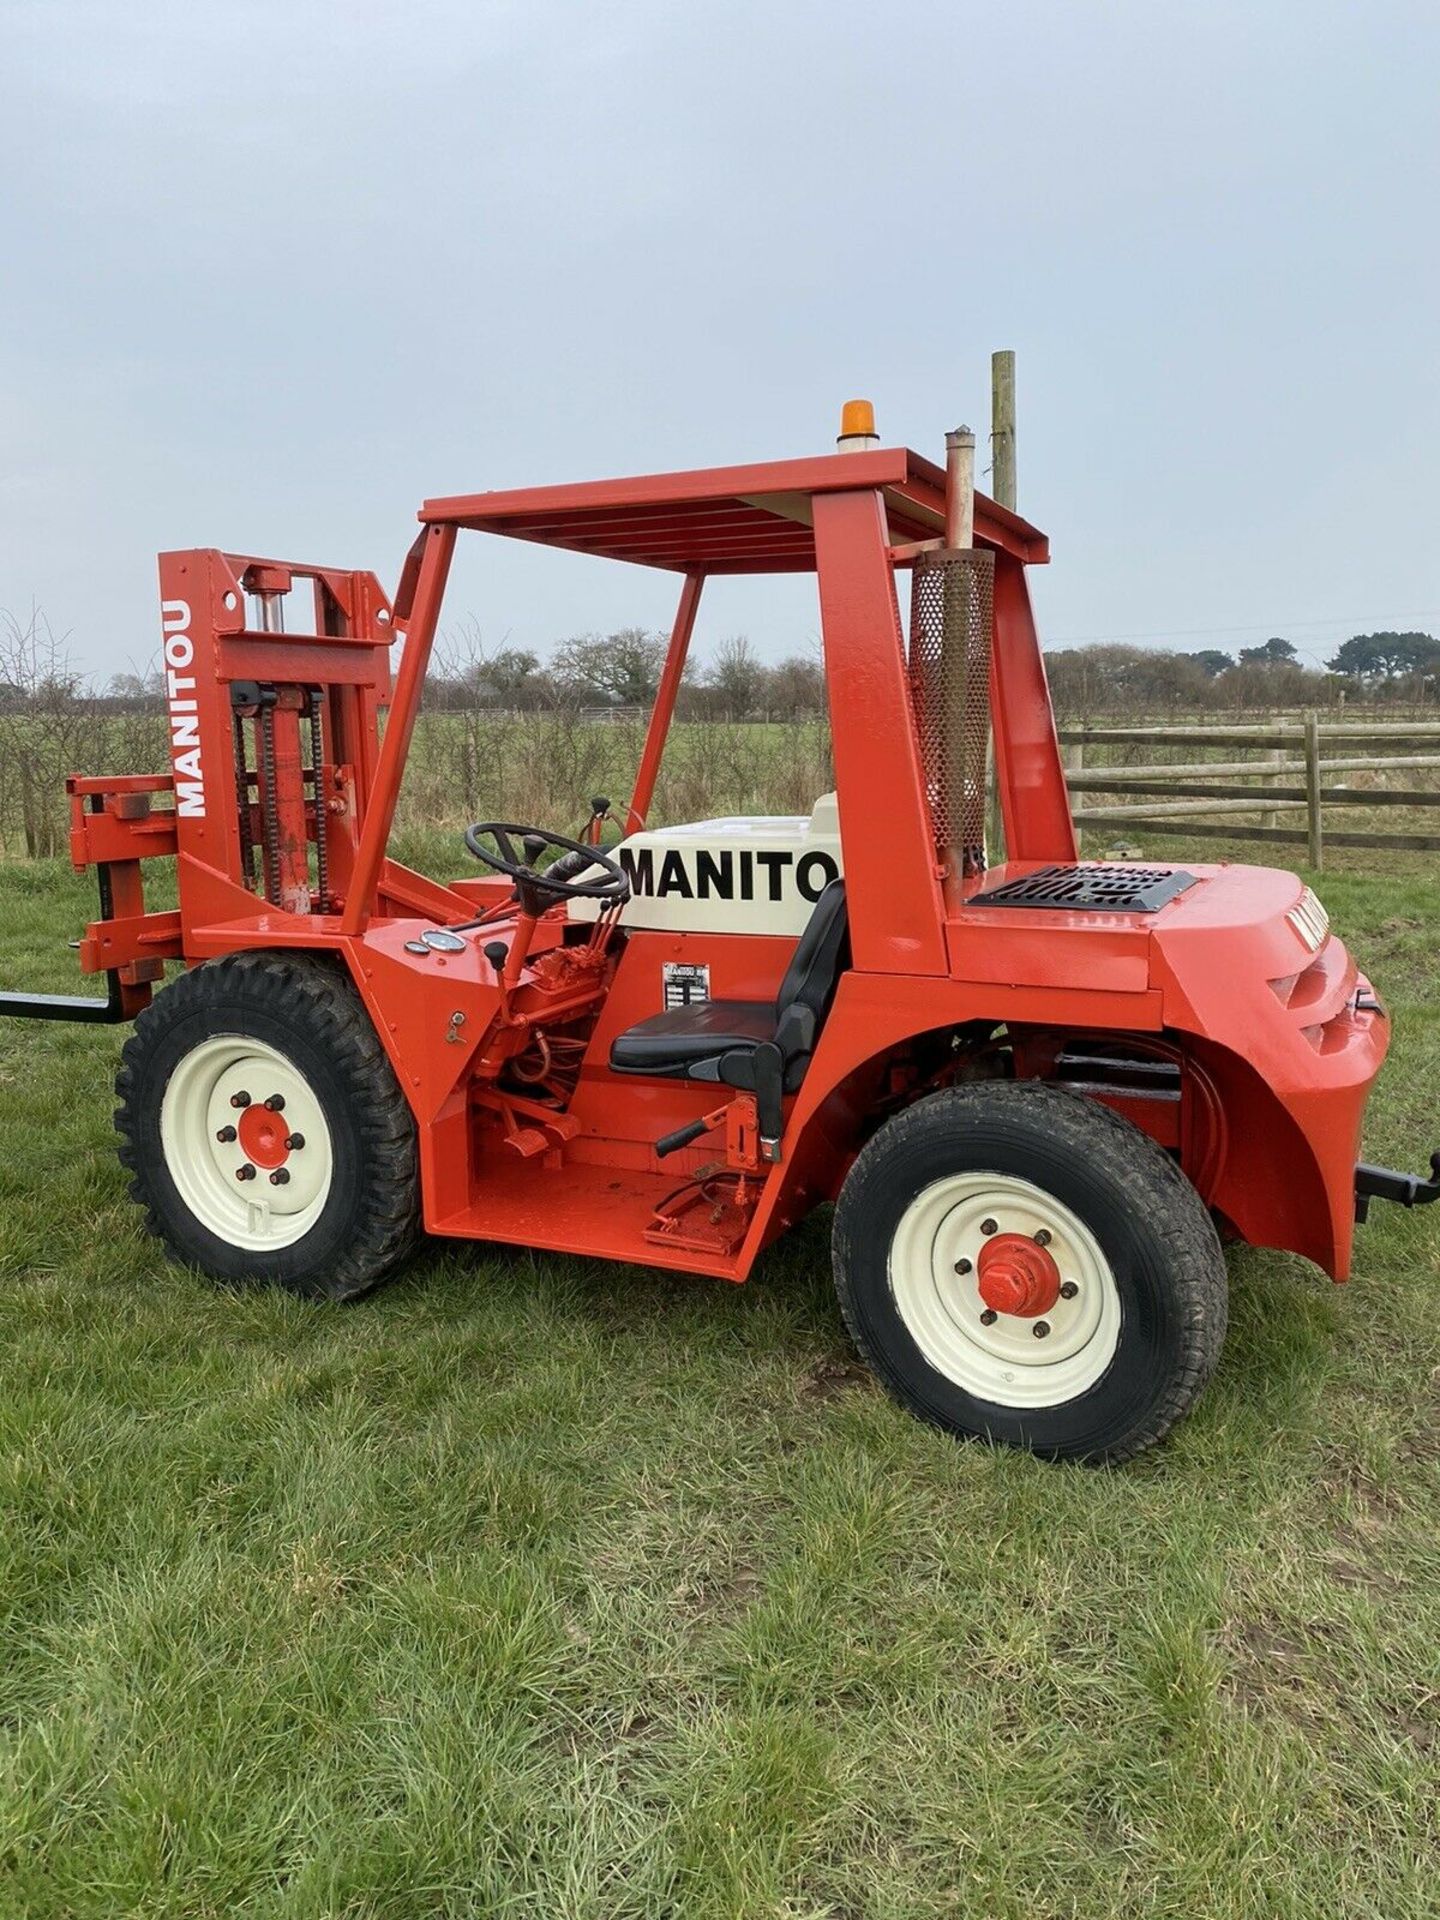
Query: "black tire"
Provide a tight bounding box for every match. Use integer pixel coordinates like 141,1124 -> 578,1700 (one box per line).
115,951 -> 419,1300
832,1082 -> 1227,1463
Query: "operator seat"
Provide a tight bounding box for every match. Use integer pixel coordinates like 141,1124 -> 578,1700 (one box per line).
609,881 -> 848,1143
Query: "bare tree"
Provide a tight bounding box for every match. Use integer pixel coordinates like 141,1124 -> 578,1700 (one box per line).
706,634 -> 767,719
431,619 -> 545,710
550,628 -> 668,707
765,653 -> 826,720
0,608 -> 108,857
106,666 -> 165,704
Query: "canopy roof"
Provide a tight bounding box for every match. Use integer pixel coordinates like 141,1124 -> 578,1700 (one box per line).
420,447 -> 1048,574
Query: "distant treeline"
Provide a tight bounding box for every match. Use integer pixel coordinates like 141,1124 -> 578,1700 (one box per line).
4,611 -> 1438,858
419,626 -> 1440,721
1044,632 -> 1440,719
6,610 -> 1436,726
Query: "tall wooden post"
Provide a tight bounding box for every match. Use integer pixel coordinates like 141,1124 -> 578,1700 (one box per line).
991,350 -> 1017,511
987,352 -> 1017,863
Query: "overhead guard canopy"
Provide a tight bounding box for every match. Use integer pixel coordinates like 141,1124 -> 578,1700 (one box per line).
420,447 -> 1048,574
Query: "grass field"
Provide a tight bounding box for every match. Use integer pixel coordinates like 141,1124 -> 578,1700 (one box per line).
1,841 -> 1438,1918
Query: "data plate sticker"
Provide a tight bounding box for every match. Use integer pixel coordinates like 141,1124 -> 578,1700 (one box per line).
663,962 -> 710,1010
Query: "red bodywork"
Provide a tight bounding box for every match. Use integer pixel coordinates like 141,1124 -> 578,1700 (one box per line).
68,447 -> 1387,1282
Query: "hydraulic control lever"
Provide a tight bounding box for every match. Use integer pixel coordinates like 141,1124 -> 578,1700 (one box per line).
654,1094 -> 765,1176
655,1104 -> 729,1159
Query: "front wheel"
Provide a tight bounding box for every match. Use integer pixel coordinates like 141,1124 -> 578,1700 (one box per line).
116,951 -> 419,1299
832,1082 -> 1227,1463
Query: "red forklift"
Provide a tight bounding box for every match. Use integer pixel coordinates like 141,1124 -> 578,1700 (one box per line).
3,401 -> 1435,1461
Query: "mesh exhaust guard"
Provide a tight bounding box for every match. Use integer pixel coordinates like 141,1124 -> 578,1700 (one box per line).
908,547 -> 995,878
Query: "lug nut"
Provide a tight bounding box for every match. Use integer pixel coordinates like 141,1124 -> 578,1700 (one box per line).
980,1308 -> 998,1326
215,1125 -> 237,1143
1033,1320 -> 1051,1338
230,1090 -> 252,1109
954,1257 -> 972,1275
1034,1228 -> 1052,1247
236,1163 -> 257,1181
264,1094 -> 286,1112
285,1132 -> 305,1152
1060,1281 -> 1078,1300
981,1218 -> 998,1236
269,1168 -> 290,1186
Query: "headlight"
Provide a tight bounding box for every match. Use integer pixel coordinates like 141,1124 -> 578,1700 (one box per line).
1286,887 -> 1329,953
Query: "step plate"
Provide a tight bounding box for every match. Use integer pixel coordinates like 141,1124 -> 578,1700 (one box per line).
970,863 -> 1198,913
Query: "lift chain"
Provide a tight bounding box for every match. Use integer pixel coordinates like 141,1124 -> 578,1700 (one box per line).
256,695 -> 282,909
232,710 -> 255,887
307,688 -> 328,914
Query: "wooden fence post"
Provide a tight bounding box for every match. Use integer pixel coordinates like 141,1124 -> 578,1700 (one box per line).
1065,740 -> 1084,854
1304,710 -> 1323,870
1263,747 -> 1283,830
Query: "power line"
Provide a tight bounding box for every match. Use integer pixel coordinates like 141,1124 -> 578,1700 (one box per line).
1049,610 -> 1440,646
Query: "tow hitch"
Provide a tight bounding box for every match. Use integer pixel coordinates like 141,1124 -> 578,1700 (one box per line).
1355,1154 -> 1440,1222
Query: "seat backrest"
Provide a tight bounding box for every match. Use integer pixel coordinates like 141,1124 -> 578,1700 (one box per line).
776,879 -> 849,1025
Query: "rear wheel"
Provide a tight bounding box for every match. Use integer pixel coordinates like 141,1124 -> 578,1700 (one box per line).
116,951 -> 419,1299
832,1082 -> 1227,1462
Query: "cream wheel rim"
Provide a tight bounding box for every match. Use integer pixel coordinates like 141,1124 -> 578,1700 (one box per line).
159,1035 -> 334,1251
887,1170 -> 1121,1408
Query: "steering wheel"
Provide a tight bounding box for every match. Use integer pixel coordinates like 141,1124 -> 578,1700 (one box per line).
463,821 -> 630,910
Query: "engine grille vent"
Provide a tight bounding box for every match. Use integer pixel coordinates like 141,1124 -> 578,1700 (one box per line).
970,863 -> 1198,913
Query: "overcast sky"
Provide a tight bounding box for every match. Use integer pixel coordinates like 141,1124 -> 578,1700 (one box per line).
2,1 -> 1437,680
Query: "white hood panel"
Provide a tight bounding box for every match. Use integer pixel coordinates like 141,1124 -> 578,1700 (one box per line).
571,793 -> 842,936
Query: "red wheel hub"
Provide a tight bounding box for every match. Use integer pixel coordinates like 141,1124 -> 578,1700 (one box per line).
237,1104 -> 290,1170
976,1233 -> 1061,1318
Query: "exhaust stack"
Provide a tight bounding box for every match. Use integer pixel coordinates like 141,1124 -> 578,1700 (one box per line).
907,423 -> 993,881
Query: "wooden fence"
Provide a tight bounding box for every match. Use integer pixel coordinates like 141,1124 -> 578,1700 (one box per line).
1060,714 -> 1440,870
